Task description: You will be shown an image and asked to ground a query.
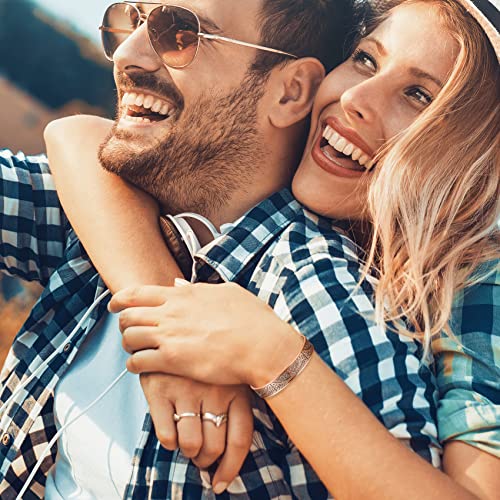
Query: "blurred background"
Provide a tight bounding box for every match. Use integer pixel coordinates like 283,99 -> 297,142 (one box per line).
0,0 -> 116,364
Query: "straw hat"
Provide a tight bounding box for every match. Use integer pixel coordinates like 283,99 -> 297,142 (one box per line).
370,0 -> 499,61
456,0 -> 499,60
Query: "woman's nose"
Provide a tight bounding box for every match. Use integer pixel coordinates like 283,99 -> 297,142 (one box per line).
340,78 -> 380,126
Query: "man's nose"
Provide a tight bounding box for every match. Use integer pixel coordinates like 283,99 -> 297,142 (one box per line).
113,23 -> 163,74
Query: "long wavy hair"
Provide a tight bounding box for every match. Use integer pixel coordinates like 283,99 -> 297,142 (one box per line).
363,0 -> 500,353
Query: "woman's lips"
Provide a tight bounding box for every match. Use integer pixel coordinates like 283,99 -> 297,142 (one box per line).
326,116 -> 375,158
311,130 -> 368,179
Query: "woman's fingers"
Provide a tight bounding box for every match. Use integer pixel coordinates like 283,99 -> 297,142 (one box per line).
122,326 -> 159,353
126,349 -> 167,374
118,306 -> 160,332
110,285 -> 176,313
212,391 -> 254,493
126,341 -> 196,377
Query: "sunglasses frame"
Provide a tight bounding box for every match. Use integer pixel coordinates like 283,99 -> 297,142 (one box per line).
99,2 -> 298,69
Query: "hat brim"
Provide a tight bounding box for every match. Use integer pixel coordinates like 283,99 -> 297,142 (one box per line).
455,0 -> 499,61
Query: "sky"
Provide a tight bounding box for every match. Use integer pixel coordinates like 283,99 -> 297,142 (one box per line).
33,0 -> 110,43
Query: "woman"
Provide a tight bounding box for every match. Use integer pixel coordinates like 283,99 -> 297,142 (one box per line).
45,0 -> 499,498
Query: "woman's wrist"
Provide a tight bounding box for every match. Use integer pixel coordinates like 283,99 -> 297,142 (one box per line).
251,337 -> 314,398
249,326 -> 306,389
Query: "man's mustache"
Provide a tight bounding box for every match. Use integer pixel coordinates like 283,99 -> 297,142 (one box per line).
115,72 -> 184,111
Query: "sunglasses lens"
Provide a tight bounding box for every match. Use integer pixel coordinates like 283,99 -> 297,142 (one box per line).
101,3 -> 140,60
148,6 -> 200,68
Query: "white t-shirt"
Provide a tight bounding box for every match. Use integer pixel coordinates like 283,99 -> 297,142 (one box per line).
45,215 -> 230,498
45,312 -> 148,499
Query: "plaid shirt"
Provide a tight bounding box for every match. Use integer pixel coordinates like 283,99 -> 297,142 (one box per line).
433,262 -> 500,458
0,150 -> 441,499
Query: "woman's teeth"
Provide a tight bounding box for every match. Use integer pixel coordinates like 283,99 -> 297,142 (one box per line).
322,125 -> 375,169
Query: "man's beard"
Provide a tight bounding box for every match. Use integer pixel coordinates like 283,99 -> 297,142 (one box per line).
99,72 -> 267,217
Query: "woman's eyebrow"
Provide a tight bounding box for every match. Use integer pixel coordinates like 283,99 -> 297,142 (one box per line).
363,37 -> 387,56
363,36 -> 444,88
409,68 -> 444,88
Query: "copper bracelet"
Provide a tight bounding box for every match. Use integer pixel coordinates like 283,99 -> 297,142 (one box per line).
251,337 -> 314,399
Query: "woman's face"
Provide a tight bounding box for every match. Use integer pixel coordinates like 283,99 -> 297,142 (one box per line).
292,1 -> 458,220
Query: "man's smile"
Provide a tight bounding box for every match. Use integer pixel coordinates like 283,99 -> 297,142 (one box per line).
119,90 -> 177,126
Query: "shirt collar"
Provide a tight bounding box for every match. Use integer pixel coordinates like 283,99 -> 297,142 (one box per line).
194,189 -> 302,282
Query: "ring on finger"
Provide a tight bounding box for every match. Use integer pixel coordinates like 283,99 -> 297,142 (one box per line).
202,412 -> 228,428
173,412 -> 201,423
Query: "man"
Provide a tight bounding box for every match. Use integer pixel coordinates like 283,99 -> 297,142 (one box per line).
0,1 -> 439,498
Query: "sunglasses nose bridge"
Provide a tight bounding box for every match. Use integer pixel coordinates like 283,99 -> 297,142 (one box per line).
113,23 -> 164,73
138,12 -> 148,27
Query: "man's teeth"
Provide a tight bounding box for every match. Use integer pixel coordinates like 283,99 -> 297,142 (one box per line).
322,125 -> 375,169
122,92 -> 173,116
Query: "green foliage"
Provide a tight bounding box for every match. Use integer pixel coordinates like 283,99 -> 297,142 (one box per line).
0,0 -> 116,116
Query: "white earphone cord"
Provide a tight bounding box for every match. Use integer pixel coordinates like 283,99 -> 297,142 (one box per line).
0,289 -> 117,498
16,368 -> 128,499
0,290 -> 111,422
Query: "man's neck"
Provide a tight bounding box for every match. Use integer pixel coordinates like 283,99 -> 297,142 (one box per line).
163,142 -> 298,246
202,178 -> 292,244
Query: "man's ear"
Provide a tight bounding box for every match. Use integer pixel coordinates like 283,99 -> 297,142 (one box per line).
268,58 -> 325,129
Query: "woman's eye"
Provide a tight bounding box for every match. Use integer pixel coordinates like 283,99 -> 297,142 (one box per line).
406,87 -> 433,107
352,49 -> 377,72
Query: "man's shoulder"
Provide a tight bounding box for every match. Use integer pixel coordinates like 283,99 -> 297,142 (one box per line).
265,208 -> 365,277
248,207 -> 376,312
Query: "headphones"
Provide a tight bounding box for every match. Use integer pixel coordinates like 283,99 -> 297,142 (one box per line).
159,213 -> 221,280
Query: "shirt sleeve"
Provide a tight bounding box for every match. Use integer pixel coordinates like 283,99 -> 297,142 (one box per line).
273,253 -> 441,467
434,263 -> 500,457
0,149 -> 68,285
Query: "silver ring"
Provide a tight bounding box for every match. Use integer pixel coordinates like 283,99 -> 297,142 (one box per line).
201,412 -> 228,428
173,412 -> 200,423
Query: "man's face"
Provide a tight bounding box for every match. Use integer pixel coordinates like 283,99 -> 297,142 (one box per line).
99,0 -> 269,216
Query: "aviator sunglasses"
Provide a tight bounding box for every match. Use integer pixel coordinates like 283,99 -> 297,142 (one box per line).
100,2 -> 298,69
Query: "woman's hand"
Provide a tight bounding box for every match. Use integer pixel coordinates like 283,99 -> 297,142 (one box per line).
140,373 -> 253,493
110,282 -> 304,388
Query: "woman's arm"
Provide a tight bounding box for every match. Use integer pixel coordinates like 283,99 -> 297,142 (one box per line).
110,282 -> 498,500
44,115 -> 182,291
432,265 -> 500,499
268,353 -> 500,500
443,442 -> 499,499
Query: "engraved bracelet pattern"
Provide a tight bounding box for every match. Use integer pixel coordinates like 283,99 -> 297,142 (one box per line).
251,338 -> 314,399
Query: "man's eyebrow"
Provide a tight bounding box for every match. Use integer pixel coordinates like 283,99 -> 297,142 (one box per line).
196,13 -> 222,33
363,37 -> 387,56
133,3 -> 222,32
409,68 -> 444,88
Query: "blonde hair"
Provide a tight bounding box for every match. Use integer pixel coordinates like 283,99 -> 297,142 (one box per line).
364,0 -> 500,353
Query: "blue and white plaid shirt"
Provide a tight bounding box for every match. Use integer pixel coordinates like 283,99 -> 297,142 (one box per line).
0,150 -> 440,499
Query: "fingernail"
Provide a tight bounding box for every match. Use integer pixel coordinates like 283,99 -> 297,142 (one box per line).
213,482 -> 228,494
174,278 -> 190,287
